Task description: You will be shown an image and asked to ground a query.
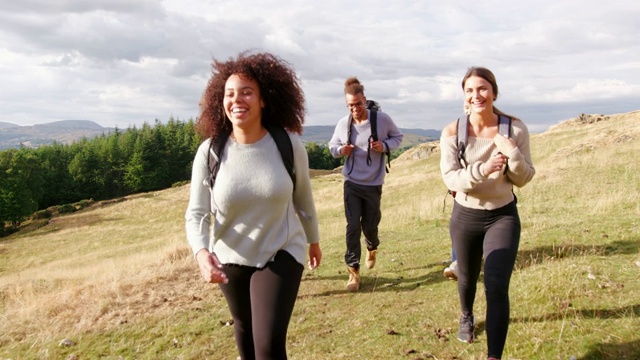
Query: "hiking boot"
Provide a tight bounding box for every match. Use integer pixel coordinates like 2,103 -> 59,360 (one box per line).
365,249 -> 377,269
457,314 -> 475,343
346,266 -> 360,292
443,260 -> 458,281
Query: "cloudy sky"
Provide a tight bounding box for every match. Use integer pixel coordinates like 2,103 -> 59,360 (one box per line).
1,0 -> 639,133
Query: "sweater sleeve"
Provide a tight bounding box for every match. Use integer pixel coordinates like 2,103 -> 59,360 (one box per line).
328,116 -> 350,158
440,134 -> 486,194
505,119 -> 536,188
184,140 -> 213,257
379,112 -> 404,151
290,134 -> 320,244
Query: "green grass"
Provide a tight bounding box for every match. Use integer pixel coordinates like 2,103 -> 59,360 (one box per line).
1,111 -> 639,359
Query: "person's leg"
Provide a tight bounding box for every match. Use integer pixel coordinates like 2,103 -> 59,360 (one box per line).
343,181 -> 364,268
219,265 -> 257,360
360,184 -> 382,252
450,203 -> 485,342
483,202 -> 520,359
450,203 -> 485,316
250,251 -> 304,360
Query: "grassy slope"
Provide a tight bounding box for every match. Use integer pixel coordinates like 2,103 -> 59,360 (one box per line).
1,111 -> 639,360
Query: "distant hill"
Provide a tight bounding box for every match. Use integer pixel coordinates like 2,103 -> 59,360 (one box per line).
0,120 -> 113,149
32,120 -> 106,131
0,120 -> 440,150
300,125 -> 440,146
0,121 -> 20,129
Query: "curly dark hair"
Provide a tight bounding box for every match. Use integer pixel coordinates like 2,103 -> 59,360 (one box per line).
196,51 -> 306,140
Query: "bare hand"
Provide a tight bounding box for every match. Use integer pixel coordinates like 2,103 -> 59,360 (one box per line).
308,243 -> 322,270
493,133 -> 516,155
370,140 -> 384,152
195,249 -> 228,284
341,144 -> 355,156
483,152 -> 509,176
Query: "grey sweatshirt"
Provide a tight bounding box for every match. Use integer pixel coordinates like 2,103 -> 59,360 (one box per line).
185,132 -> 319,268
328,110 -> 404,186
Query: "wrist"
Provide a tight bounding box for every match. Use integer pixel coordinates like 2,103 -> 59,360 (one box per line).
195,248 -> 210,262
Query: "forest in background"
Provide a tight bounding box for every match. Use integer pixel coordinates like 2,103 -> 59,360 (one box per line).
0,118 -> 364,235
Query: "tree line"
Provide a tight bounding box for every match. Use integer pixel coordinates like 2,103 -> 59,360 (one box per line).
0,118 -> 340,235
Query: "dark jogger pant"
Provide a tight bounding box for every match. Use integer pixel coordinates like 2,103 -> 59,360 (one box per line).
343,180 -> 382,268
450,200 -> 520,359
219,250 -> 304,360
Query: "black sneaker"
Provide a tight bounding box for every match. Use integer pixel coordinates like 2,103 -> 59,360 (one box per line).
457,314 -> 475,343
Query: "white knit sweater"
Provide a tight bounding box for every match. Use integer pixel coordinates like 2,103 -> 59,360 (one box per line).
185,132 -> 319,267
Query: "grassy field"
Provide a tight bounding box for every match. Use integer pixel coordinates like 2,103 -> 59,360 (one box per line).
1,111 -> 639,360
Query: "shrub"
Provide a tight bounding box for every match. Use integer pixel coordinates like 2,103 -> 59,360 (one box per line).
58,204 -> 76,214
32,210 -> 52,220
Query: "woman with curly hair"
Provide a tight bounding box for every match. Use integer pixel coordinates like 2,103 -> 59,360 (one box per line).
185,51 -> 322,359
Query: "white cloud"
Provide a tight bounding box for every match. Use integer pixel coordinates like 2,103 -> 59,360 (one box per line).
0,0 -> 639,132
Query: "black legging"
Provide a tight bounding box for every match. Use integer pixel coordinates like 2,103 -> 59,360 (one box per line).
219,250 -> 304,360
450,201 -> 520,359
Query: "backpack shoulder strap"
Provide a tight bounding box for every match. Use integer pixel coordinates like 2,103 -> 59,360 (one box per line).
455,114 -> 469,167
365,109 -> 378,167
207,128 -> 232,189
346,115 -> 353,145
264,122 -> 296,192
369,109 -> 378,141
498,114 -> 512,137
498,114 -> 512,176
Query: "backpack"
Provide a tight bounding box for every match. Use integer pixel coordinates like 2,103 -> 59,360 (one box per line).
346,99 -> 391,174
206,122 -> 296,191
448,113 -> 512,198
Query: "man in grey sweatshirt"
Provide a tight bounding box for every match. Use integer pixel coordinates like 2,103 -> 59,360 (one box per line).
329,76 -> 403,291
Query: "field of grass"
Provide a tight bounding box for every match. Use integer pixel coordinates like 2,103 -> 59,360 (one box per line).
1,111 -> 639,359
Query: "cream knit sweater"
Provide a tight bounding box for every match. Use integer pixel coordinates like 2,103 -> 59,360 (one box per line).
440,119 -> 536,210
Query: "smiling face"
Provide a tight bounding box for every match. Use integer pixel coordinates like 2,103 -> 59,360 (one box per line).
463,75 -> 495,115
223,74 -> 264,131
346,93 -> 367,121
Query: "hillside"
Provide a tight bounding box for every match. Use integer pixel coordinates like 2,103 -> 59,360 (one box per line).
0,110 -> 639,359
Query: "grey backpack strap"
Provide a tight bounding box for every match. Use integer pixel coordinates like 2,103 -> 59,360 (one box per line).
497,115 -> 512,175
498,115 -> 511,137
455,114 -> 469,168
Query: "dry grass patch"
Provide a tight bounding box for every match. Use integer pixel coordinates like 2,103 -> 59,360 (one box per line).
1,110 -> 640,359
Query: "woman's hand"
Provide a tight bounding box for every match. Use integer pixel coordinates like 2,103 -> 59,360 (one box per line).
493,133 -> 516,155
483,152 -> 509,176
195,249 -> 228,284
308,243 -> 322,270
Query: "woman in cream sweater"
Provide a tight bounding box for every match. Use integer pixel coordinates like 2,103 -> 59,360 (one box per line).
440,67 -> 535,360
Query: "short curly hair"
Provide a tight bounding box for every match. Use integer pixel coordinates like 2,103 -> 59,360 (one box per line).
197,51 -> 306,140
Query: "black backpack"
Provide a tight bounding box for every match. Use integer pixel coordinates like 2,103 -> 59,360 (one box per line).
448,113 -> 512,198
206,122 -> 296,191
346,100 -> 391,174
